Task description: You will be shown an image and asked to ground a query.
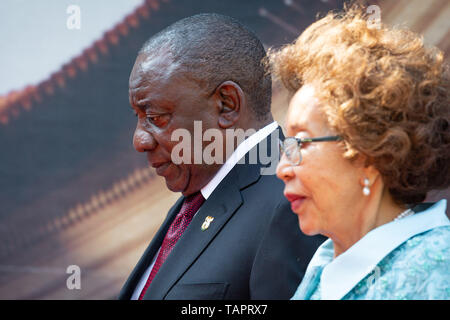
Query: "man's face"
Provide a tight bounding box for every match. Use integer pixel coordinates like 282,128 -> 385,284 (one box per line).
128,52 -> 221,196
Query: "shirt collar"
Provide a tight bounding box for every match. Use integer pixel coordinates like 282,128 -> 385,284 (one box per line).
201,121 -> 278,200
309,199 -> 449,300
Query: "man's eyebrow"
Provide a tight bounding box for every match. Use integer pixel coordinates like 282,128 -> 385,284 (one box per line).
129,98 -> 146,112
136,97 -> 151,105
135,98 -> 157,112
129,93 -> 151,108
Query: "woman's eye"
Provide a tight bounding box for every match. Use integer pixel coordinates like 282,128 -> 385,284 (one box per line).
299,138 -> 312,148
300,142 -> 310,148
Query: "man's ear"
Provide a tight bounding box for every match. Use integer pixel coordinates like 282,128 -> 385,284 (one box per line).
213,81 -> 244,129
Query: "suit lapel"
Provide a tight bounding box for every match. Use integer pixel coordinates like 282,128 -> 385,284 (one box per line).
143,168 -> 244,299
141,126 -> 282,299
118,196 -> 184,299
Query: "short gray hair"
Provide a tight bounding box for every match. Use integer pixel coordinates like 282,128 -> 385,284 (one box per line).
139,13 -> 272,120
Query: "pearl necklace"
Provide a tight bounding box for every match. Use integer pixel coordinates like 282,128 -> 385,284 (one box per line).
393,208 -> 414,222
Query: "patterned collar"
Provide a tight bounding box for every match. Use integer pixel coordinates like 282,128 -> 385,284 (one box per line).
297,199 -> 449,300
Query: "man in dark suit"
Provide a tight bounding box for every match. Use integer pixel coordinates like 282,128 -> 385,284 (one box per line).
119,13 -> 324,300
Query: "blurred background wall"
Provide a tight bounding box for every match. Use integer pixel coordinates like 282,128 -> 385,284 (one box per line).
0,0 -> 448,299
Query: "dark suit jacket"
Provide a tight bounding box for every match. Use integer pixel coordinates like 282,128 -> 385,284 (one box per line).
118,127 -> 325,299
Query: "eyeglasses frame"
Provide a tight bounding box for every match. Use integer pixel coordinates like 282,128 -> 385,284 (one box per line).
279,135 -> 342,165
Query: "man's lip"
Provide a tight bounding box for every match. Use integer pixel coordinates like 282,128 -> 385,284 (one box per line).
153,162 -> 171,176
151,161 -> 168,169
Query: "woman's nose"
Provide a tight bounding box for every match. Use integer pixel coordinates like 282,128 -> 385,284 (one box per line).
133,125 -> 156,153
276,154 -> 295,182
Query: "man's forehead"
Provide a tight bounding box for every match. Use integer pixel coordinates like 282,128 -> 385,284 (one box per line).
129,51 -> 181,90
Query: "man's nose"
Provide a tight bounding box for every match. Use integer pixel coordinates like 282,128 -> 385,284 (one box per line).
276,154 -> 295,182
133,125 -> 157,152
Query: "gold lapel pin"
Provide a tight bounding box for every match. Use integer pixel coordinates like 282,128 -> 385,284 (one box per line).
201,216 -> 214,231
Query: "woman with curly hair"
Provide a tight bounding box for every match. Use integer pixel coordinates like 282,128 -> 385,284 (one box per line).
269,6 -> 450,299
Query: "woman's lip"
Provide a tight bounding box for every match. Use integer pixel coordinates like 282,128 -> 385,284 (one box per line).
284,193 -> 306,202
290,198 -> 305,212
284,193 -> 306,212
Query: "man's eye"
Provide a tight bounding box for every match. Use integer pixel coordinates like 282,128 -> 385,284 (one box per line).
147,115 -> 161,122
146,114 -> 168,127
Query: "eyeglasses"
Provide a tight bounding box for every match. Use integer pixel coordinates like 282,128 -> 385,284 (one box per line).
279,136 -> 342,165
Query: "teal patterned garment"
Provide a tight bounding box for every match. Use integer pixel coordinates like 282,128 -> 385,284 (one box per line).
292,200 -> 450,300
309,226 -> 450,300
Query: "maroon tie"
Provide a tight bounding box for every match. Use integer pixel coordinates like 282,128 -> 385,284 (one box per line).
138,191 -> 205,300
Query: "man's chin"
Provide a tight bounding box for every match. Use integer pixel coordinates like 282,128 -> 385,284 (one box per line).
164,178 -> 187,194
160,165 -> 212,196
161,171 -> 190,195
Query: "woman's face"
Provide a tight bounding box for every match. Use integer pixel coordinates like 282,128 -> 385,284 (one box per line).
277,85 -> 365,238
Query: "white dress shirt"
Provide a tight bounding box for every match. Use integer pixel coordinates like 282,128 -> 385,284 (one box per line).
131,121 -> 278,299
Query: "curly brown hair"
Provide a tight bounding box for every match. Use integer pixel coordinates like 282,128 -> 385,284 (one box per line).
266,6 -> 450,205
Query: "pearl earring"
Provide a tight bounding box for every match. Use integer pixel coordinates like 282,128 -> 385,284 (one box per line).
363,178 -> 370,196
